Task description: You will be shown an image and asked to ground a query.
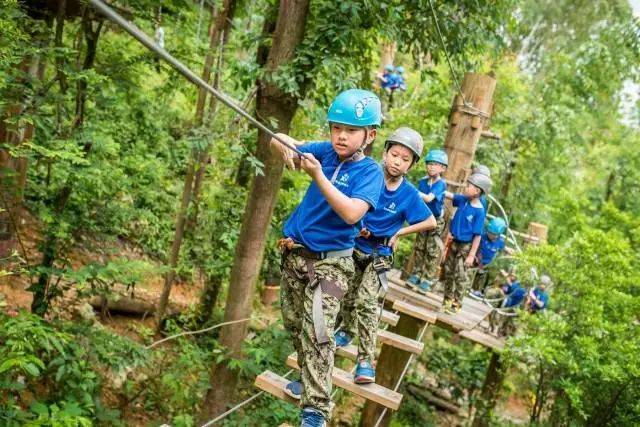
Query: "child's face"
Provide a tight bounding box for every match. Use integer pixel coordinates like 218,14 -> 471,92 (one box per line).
426,162 -> 446,177
487,232 -> 498,241
383,144 -> 414,177
464,182 -> 482,198
330,123 -> 375,159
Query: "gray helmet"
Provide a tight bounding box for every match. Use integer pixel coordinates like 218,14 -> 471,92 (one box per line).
467,172 -> 492,194
540,274 -> 552,287
473,164 -> 491,177
385,127 -> 424,160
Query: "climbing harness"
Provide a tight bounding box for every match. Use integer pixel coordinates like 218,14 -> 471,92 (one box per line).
87,0 -> 307,160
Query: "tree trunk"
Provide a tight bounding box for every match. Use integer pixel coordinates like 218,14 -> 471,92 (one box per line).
31,13 -> 103,315
199,0 -> 310,421
403,73 -> 497,280
155,0 -> 235,332
472,352 -> 505,427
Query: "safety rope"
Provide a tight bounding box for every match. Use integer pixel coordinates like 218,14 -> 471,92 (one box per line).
87,0 -> 307,160
200,369 -> 295,427
146,317 -> 256,349
428,0 -> 465,104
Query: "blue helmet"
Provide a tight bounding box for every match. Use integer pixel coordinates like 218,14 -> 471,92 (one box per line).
424,149 -> 448,166
396,66 -> 405,74
384,64 -> 394,72
327,89 -> 382,128
487,217 -> 507,235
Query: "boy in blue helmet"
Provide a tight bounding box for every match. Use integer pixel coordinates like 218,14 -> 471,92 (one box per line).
336,127 -> 436,385
378,64 -> 396,91
407,149 -> 448,294
394,66 -> 407,91
441,172 -> 491,313
471,217 -> 507,295
271,89 -> 384,427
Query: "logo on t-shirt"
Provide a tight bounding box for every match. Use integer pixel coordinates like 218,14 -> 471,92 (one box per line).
383,202 -> 397,214
466,214 -> 474,222
335,173 -> 350,187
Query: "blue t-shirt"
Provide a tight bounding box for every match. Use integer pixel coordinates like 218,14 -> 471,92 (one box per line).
480,195 -> 488,211
417,177 -> 446,218
283,142 -> 384,252
479,232 -> 505,265
529,288 -> 549,312
449,194 -> 486,243
503,281 -> 526,308
355,179 -> 432,256
381,72 -> 394,89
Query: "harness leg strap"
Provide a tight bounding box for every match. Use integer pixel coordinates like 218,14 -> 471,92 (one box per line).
306,260 -> 346,345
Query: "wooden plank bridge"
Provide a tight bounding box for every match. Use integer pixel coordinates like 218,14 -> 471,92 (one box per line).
253,268 -> 506,423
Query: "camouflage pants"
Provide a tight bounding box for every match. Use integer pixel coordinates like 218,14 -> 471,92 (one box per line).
472,263 -> 499,292
443,240 -> 472,307
412,216 -> 446,280
280,250 -> 354,420
340,248 -> 391,364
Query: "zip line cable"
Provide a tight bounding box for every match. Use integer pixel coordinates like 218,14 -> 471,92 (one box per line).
87,0 -> 307,159
428,0 -> 465,103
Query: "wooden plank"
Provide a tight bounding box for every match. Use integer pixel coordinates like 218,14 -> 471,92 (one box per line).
254,370 -> 300,405
392,300 -> 437,323
377,329 -> 424,354
459,329 -> 505,351
335,344 -> 358,361
286,354 -> 403,410
381,309 -> 400,326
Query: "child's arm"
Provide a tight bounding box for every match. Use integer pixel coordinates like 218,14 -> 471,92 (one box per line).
419,191 -> 436,203
465,234 -> 481,267
301,154 -> 370,225
444,190 -> 454,200
389,216 -> 437,250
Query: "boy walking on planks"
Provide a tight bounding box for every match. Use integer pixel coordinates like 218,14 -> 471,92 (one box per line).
271,89 -> 384,427
407,149 -> 448,293
471,216 -> 507,295
441,173 -> 491,313
335,127 -> 436,384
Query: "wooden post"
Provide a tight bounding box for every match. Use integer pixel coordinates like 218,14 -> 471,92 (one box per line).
527,222 -> 548,244
442,73 -> 497,220
402,72 -> 497,278
360,314 -> 425,427
472,352 -> 505,427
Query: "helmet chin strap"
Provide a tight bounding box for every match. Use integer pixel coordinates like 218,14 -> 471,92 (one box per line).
347,127 -> 370,162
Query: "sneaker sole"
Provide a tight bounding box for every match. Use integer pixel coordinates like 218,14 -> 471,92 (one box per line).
283,387 -> 302,400
354,375 -> 375,384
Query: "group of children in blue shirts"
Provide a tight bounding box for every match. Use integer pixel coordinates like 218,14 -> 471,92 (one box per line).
378,64 -> 407,93
269,88 -> 518,426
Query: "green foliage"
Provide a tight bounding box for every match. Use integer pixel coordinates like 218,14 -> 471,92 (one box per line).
0,312 -> 127,425
507,222 -> 640,424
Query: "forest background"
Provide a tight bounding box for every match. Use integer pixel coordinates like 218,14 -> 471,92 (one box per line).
0,0 -> 639,426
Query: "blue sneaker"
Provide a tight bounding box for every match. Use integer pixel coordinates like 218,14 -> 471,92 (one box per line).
300,407 -> 326,427
416,280 -> 431,294
354,360 -> 376,384
335,330 -> 353,347
406,275 -> 421,289
284,380 -> 302,400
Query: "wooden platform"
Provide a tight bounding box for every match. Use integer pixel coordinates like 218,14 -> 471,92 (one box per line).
378,329 -> 424,354
286,353 -> 403,410
385,270 -> 505,351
